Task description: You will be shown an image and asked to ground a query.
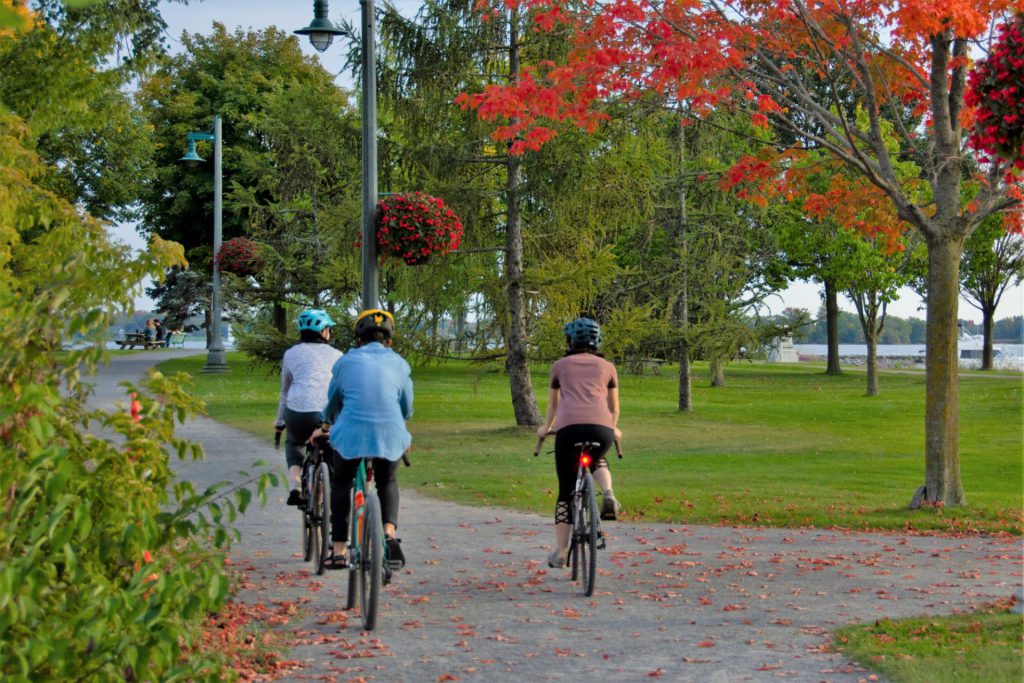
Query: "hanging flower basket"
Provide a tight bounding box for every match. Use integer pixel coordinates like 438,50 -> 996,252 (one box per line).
966,14 -> 1024,169
375,192 -> 463,265
215,237 -> 264,277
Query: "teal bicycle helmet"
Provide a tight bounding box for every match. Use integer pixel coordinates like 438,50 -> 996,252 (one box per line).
564,317 -> 602,350
297,309 -> 336,332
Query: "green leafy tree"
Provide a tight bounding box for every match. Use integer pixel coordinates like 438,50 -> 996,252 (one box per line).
960,216 -> 1024,369
140,24 -> 361,343
0,0 -> 173,221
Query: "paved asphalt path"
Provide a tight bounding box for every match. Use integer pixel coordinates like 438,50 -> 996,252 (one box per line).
91,352 -> 1023,683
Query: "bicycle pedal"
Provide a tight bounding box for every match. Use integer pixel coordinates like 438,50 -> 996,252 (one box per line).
597,533 -> 606,550
385,559 -> 404,571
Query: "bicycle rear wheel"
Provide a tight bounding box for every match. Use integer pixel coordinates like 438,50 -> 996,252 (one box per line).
313,460 -> 331,575
580,472 -> 599,597
300,463 -> 313,562
359,492 -> 383,631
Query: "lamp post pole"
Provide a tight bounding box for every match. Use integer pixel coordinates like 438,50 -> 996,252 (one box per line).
181,116 -> 228,373
205,115 -> 227,372
360,0 -> 378,311
298,0 -> 377,311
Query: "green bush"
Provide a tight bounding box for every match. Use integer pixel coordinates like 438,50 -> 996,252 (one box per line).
0,114 -> 276,681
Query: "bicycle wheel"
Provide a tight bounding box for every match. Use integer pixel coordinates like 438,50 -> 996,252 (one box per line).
313,460 -> 331,576
345,486 -> 359,610
580,472 -> 599,597
359,492 -> 383,631
570,494 -> 582,581
301,461 -> 314,562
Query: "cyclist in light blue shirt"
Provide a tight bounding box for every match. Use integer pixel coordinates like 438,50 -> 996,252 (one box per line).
316,309 -> 412,569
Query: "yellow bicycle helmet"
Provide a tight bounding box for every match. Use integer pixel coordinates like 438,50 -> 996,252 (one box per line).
354,309 -> 395,339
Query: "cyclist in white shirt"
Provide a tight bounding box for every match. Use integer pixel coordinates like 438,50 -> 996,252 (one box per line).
274,309 -> 343,505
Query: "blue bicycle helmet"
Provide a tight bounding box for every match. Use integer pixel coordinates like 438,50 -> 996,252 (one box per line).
564,317 -> 602,350
297,309 -> 336,332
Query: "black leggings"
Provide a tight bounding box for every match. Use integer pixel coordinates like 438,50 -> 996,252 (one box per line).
330,454 -> 401,543
554,423 -> 614,504
283,408 -> 321,470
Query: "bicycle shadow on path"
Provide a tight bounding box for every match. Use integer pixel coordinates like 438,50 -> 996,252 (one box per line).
94,354 -> 1022,683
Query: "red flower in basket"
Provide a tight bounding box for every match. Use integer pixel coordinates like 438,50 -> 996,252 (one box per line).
375,192 -> 463,265
966,15 -> 1024,171
215,237 -> 263,277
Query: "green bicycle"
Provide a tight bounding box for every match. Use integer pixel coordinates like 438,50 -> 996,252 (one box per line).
344,457 -> 406,630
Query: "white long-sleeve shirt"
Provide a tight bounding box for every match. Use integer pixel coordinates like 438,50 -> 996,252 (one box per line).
275,342 -> 343,424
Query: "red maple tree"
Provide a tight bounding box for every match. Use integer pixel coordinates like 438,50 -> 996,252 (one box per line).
459,0 -> 1023,505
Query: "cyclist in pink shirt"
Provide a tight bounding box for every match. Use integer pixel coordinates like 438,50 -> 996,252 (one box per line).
536,317 -> 622,568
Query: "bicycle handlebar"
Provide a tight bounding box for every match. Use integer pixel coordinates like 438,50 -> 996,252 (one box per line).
274,429 -> 282,449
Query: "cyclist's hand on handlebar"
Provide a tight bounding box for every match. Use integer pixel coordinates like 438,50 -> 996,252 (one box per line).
614,427 -> 622,441
536,426 -> 551,440
308,426 -> 328,443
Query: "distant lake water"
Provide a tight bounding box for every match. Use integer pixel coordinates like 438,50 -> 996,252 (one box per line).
795,343 -> 1024,357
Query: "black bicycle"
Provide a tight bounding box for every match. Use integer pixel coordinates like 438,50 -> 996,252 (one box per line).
299,438 -> 332,575
535,436 -> 622,596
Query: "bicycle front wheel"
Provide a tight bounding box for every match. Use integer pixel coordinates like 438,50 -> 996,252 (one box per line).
580,472 -> 599,597
313,460 -> 331,576
359,492 -> 383,631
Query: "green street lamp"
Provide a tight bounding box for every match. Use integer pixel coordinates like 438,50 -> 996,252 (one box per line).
179,115 -> 228,373
297,0 -> 378,310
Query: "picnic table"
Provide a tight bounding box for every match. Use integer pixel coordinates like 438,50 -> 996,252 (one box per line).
117,332 -> 164,350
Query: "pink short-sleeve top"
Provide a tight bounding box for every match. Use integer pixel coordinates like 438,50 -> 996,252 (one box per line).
549,352 -> 618,430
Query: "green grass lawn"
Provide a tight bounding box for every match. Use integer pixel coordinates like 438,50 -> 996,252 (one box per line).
156,354 -> 1022,534
834,606 -> 1024,683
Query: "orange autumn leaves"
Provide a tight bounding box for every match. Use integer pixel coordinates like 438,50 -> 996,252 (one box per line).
457,0 -> 1023,240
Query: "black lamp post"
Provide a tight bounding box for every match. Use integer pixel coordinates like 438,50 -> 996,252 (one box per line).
297,0 -> 378,311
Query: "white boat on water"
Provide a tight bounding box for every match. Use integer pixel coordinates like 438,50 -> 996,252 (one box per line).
915,328 -> 1021,370
956,332 -> 1015,369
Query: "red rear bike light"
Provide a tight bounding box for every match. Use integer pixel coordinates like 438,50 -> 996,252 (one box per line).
354,491 -> 365,508
580,454 -> 591,467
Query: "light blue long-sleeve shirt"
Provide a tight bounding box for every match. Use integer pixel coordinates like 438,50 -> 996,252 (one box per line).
321,342 -> 413,461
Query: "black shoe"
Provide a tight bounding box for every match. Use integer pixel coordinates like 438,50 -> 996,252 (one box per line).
385,536 -> 405,569
286,489 -> 305,506
324,552 -> 348,570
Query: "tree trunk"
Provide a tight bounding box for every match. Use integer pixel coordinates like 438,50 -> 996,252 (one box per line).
272,302 -> 287,335
675,118 -> 692,411
865,333 -> 879,396
982,303 -> 995,370
502,13 -> 541,426
923,236 -> 965,505
824,279 -> 842,375
709,358 -> 726,387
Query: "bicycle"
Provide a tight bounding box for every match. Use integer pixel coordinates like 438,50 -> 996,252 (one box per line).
344,455 -> 409,631
535,435 -> 623,597
298,438 -> 332,575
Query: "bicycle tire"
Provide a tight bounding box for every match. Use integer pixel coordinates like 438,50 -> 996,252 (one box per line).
581,472 -> 599,597
314,460 -> 331,576
570,492 -> 582,581
360,492 -> 383,631
345,485 -> 359,610
301,460 -> 314,562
